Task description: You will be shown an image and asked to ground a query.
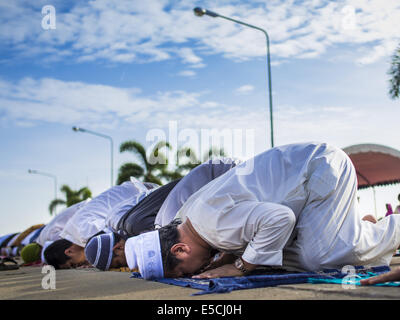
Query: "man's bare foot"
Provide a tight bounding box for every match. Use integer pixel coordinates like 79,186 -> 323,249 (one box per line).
362,214 -> 377,224
360,267 -> 400,285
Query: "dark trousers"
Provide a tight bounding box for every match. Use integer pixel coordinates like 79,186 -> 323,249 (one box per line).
117,178 -> 181,238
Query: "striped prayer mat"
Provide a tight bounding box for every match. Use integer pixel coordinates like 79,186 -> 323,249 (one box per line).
131,265 -> 398,295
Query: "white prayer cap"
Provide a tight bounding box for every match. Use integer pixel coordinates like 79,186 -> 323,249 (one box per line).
124,231 -> 164,280
41,241 -> 53,264
11,247 -> 18,256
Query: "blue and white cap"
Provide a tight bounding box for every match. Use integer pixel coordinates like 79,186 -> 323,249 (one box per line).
41,241 -> 53,264
124,231 -> 164,280
84,233 -> 115,271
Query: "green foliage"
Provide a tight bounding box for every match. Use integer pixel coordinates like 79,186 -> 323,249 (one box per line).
48,184 -> 92,215
389,45 -> 400,99
175,145 -> 226,175
116,163 -> 144,185
117,140 -> 172,185
117,139 -> 227,185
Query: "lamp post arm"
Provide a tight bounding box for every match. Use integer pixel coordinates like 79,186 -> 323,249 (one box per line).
80,128 -> 113,142
29,170 -> 57,182
212,13 -> 270,39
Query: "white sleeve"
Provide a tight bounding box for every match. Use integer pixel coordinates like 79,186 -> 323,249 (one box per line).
189,199 -> 296,267
241,202 -> 296,266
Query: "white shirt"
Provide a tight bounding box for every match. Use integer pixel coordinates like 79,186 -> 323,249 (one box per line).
36,200 -> 90,247
60,178 -> 153,247
155,158 -> 240,227
21,228 -> 43,246
176,142 -> 400,270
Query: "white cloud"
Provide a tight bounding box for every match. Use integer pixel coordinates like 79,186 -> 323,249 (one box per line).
178,70 -> 196,77
200,101 -> 220,109
1,75 -> 400,166
1,0 -> 399,66
176,47 -> 204,68
0,76 -> 266,156
356,40 -> 398,65
0,77 -> 202,128
235,84 -> 255,94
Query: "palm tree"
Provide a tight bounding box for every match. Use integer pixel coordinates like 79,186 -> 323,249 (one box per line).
48,184 -> 92,215
389,44 -> 400,99
175,146 -> 200,174
175,146 -> 226,175
205,146 -> 227,160
117,140 -> 172,185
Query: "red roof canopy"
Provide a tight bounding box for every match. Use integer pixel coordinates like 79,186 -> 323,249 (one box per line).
343,144 -> 400,189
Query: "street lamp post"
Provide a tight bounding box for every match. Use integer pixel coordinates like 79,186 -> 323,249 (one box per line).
193,7 -> 275,148
28,169 -> 58,214
72,126 -> 114,187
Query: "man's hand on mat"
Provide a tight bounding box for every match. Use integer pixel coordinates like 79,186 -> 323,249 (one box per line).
360,267 -> 400,285
192,263 -> 244,279
201,252 -> 236,272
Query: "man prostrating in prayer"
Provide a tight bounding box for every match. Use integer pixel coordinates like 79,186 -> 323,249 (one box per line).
123,142 -> 400,280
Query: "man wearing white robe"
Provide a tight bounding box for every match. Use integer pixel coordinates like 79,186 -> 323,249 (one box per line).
154,157 -> 240,228
153,142 -> 400,278
36,199 -> 90,247
84,158 -> 239,270
60,158 -> 238,250
47,160 -> 236,269
43,178 -> 155,268
59,178 -> 153,247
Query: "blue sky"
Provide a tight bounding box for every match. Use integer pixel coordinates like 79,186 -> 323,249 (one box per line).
0,0 -> 399,234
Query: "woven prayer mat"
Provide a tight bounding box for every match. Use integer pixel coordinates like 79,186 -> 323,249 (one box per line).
131,265 -> 398,295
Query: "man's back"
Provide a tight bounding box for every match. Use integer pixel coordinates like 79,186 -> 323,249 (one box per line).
176,142 -> 342,221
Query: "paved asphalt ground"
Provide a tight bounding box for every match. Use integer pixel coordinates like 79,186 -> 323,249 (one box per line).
0,256 -> 399,300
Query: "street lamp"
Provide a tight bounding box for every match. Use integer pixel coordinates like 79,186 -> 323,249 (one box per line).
28,169 -> 58,214
72,126 -> 114,187
193,7 -> 275,148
